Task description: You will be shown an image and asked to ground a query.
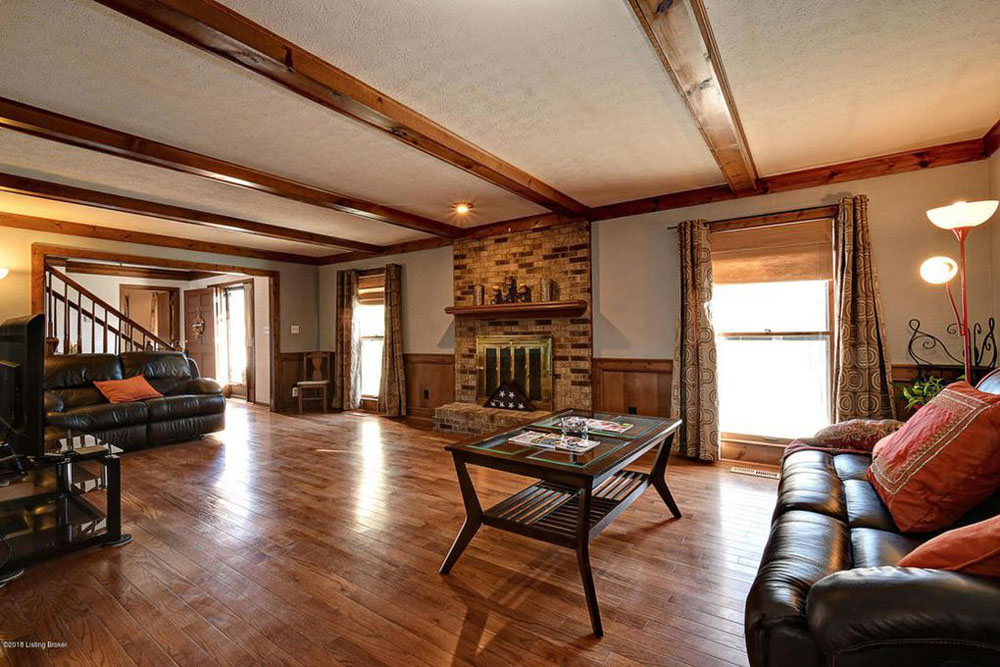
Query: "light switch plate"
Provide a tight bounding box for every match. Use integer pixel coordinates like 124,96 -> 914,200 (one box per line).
290,324 -> 300,334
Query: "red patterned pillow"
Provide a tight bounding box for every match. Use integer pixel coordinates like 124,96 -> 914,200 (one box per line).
813,418 -> 904,450
898,514 -> 1000,576
868,382 -> 1000,533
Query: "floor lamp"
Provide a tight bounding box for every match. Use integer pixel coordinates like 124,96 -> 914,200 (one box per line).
921,200 -> 999,380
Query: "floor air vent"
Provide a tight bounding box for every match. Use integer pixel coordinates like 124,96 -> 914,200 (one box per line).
730,466 -> 779,480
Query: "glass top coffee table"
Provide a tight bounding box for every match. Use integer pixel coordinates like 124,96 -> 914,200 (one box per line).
439,409 -> 682,637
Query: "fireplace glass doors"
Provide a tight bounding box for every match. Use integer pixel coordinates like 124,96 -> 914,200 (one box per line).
476,335 -> 553,410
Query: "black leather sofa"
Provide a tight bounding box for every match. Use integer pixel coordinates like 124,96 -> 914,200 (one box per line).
745,370 -> 1000,667
44,351 -> 225,450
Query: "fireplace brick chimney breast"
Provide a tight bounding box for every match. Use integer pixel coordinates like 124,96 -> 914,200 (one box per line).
451,220 -> 593,411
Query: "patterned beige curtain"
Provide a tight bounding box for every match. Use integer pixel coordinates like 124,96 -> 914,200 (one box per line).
834,195 -> 895,420
670,220 -> 720,462
332,269 -> 361,410
378,264 -> 406,416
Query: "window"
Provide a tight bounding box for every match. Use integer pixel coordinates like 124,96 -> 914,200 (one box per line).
357,272 -> 385,399
711,219 -> 834,441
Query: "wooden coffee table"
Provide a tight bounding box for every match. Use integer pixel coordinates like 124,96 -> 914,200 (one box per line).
439,409 -> 682,637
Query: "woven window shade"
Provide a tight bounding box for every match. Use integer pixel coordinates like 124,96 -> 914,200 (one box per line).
357,272 -> 386,305
710,219 -> 834,284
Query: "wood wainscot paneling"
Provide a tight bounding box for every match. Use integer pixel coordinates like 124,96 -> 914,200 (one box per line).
404,353 -> 455,419
592,358 -> 672,418
275,352 -> 305,412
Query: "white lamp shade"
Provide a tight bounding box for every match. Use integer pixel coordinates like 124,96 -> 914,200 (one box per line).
919,256 -> 958,284
0,267 -> 8,280
926,200 -> 999,229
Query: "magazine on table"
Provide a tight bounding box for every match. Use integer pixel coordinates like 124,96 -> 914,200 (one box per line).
508,431 -> 600,453
579,418 -> 634,435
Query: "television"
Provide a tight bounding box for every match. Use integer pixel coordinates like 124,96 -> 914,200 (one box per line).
0,314 -> 45,458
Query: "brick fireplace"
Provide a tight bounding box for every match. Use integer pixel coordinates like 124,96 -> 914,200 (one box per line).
434,220 -> 593,435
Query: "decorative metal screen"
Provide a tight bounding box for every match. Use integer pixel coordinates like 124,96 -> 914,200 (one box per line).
476,335 -> 553,409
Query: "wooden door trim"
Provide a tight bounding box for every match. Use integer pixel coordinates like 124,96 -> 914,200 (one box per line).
119,283 -> 181,345
32,243 -> 279,411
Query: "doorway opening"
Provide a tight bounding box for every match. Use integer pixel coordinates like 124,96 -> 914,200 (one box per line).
215,281 -> 255,401
120,284 -> 180,347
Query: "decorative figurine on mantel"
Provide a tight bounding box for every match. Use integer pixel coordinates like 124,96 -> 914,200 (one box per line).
490,276 -> 533,304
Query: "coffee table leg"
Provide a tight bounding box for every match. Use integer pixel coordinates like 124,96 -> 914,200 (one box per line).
651,432 -> 682,519
575,487 -> 604,637
440,455 -> 482,574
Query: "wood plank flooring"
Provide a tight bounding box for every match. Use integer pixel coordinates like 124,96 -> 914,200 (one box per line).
0,402 -> 778,666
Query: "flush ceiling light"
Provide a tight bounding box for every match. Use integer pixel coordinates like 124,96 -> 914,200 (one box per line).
926,200 -> 999,230
453,202 -> 473,215
919,256 -> 958,284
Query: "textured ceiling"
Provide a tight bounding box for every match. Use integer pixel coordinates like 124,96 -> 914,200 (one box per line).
703,0 -> 1000,175
0,130 -> 430,247
214,0 -> 729,207
0,0 -> 546,229
0,191 -> 331,257
0,0 -> 996,253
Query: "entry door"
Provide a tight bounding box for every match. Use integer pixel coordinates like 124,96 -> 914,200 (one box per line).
184,288 -> 216,379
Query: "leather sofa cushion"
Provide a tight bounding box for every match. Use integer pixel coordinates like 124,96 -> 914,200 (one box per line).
843,479 -> 896,531
45,353 -> 122,389
47,401 -> 149,431
746,510 -> 850,626
121,351 -> 193,395
832,454 -> 871,482
148,412 -> 225,444
850,528 -> 922,568
775,455 -> 845,520
146,394 -> 226,421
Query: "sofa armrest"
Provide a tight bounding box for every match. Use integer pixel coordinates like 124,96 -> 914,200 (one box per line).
807,567 -> 1000,654
186,378 -> 222,395
44,391 -> 65,413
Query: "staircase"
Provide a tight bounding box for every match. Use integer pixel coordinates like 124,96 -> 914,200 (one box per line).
43,264 -> 180,355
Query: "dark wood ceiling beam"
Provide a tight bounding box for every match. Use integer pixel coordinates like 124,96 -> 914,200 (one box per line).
984,118 -> 1000,157
55,259 -> 222,281
320,236 -> 453,265
95,0 -> 589,217
0,172 -> 383,253
559,138 -> 991,225
760,139 -> 985,194
0,97 -> 459,238
628,0 -> 758,193
0,211 -> 323,264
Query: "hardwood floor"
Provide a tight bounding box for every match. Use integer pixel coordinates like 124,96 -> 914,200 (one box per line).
0,402 -> 778,666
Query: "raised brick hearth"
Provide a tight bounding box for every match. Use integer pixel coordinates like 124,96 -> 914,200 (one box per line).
433,402 -> 549,436
435,220 -> 593,435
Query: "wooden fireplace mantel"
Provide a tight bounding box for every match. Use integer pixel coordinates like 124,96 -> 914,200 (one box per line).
444,300 -> 587,319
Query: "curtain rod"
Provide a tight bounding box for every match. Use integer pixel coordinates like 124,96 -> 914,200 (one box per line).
666,204 -> 839,231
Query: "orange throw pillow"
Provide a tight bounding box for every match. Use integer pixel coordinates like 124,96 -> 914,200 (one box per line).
868,382 -> 1000,533
94,375 -> 162,403
898,515 -> 1000,577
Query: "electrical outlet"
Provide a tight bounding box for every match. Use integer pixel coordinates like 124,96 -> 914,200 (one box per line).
292,387 -> 299,397
290,324 -> 300,334
627,406 -> 637,415
423,389 -> 430,400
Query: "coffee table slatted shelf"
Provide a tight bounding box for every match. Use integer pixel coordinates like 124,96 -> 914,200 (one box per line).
483,470 -> 651,547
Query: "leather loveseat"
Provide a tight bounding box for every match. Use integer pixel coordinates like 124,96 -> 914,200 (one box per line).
44,351 -> 226,450
745,370 -> 1000,667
